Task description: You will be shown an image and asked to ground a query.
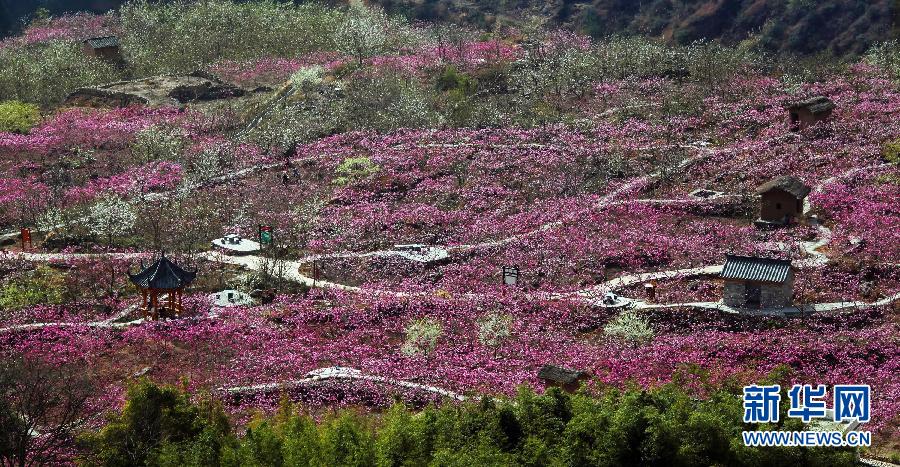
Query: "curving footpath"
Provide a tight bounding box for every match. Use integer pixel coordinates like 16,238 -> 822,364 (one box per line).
220,366 -> 470,401
2,148 -> 898,331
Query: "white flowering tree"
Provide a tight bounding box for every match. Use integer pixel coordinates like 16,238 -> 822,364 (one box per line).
337,1 -> 391,66
37,207 -> 77,237
131,126 -> 185,164
477,311 -> 513,357
603,309 -> 654,346
186,147 -> 228,186
401,317 -> 442,357
290,65 -> 324,89
89,196 -> 137,246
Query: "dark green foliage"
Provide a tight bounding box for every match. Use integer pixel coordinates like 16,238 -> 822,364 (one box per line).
434,66 -> 480,127
435,66 -> 475,94
318,412 -> 377,466
81,380 -> 232,467
84,380 -> 859,467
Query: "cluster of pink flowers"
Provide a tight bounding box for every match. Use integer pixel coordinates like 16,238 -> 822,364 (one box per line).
208,53 -> 339,87
0,106 -> 230,221
63,160 -> 184,204
0,176 -> 49,225
810,166 -> 900,263
1,30 -> 900,451
0,13 -> 119,49
0,107 -> 183,162
364,40 -> 520,74
2,289 -> 897,435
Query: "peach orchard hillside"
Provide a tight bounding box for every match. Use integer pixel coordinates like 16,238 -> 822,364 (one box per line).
0,1 -> 899,464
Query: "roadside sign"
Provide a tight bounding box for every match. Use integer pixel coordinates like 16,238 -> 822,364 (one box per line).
20,228 -> 32,251
258,225 -> 273,245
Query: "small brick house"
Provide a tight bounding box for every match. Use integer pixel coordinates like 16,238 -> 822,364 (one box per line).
755,175 -> 811,225
82,36 -> 123,64
720,255 -> 794,309
786,96 -> 835,131
537,364 -> 589,393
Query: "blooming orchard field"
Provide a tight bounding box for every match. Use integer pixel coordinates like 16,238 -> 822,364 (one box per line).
0,3 -> 899,464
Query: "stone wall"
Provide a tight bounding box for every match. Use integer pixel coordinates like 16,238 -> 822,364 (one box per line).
723,281 -> 746,308
761,275 -> 794,308
759,189 -> 802,223
723,274 -> 794,310
794,108 -> 833,130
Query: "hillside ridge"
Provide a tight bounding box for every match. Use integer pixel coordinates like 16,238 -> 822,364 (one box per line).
1,0 -> 896,56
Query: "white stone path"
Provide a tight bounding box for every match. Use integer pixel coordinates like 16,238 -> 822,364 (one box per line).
796,162 -> 892,268
3,143 -> 898,334
221,366 -> 470,401
0,304 -> 144,333
2,147 -> 898,408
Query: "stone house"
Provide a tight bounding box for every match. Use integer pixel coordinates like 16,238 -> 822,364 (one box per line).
82,36 -> 123,65
537,364 -> 589,393
786,96 -> 835,131
720,255 -> 794,310
755,175 -> 811,226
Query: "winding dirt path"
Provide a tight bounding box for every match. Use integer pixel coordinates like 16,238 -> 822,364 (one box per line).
3,143 -> 897,334
221,366 -> 470,401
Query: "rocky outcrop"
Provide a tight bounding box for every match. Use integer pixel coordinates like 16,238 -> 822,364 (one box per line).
64,73 -> 246,108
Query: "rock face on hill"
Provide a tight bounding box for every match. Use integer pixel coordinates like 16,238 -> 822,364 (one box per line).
3,0 -> 895,57
64,72 -> 246,108
387,0 -> 896,56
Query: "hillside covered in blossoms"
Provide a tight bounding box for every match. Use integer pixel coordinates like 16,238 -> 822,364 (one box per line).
0,1 -> 899,466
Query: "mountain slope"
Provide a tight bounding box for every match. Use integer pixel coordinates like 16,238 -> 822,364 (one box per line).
379,0 -> 897,56
1,0 -> 896,56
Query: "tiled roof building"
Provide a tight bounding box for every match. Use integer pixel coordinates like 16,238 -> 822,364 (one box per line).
720,255 -> 794,310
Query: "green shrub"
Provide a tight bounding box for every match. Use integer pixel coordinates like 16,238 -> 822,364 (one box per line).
85,380 -> 859,466
603,309 -> 655,346
0,266 -> 65,311
289,66 -> 325,89
400,317 -> 442,356
318,412 -> 376,466
82,379 -> 232,467
436,66 -> 475,93
0,101 -> 40,134
882,139 -> 900,164
477,311 -> 513,356
334,156 -> 381,186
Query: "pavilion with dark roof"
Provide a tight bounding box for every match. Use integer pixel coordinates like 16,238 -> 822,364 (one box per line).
537,364 -> 589,393
755,175 -> 811,226
720,254 -> 794,310
129,253 -> 196,320
786,96 -> 835,131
